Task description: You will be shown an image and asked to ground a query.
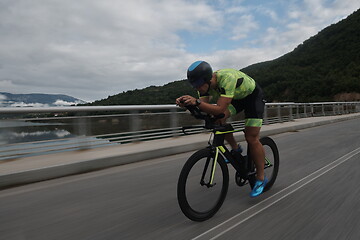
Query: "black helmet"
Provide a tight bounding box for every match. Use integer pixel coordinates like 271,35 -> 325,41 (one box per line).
187,61 -> 213,88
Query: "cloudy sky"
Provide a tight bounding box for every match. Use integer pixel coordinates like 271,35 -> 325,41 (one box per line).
1,0 -> 359,102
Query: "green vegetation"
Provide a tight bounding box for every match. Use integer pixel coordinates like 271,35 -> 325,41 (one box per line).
89,80 -> 196,105
89,9 -> 360,105
242,9 -> 360,102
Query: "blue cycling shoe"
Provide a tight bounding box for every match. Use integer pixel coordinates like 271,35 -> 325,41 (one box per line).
250,177 -> 268,198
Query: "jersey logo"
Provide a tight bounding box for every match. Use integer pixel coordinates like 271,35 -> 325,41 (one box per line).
236,78 -> 244,88
217,87 -> 226,95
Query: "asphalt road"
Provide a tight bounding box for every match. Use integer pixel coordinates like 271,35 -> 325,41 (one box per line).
0,118 -> 359,240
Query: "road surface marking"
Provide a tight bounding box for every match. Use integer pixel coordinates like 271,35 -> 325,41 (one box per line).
192,146 -> 360,240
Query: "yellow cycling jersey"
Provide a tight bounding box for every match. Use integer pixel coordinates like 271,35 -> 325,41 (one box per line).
199,69 -> 256,101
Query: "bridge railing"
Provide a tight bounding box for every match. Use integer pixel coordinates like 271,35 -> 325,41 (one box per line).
0,102 -> 359,160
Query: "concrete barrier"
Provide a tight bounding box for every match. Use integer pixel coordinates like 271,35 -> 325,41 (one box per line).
0,113 -> 359,189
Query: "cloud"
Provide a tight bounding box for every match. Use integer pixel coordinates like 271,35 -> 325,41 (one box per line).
229,14 -> 259,41
0,0 -> 359,102
0,94 -> 7,100
0,0 -> 223,101
247,0 -> 360,59
0,94 -> 7,107
53,99 -> 85,106
9,102 -> 50,108
0,98 -> 85,107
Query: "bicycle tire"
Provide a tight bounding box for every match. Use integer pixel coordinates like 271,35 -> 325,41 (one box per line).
177,148 -> 229,221
261,137 -> 279,191
248,136 -> 280,191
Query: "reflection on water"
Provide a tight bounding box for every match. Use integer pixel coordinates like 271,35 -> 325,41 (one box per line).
11,129 -> 71,138
0,111 -> 241,145
0,113 -> 233,160
0,120 -> 75,145
0,119 -> 119,160
1,129 -> 73,144
0,113 -> 204,145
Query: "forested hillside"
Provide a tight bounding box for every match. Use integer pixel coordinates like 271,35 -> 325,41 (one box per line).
0,92 -> 85,107
242,9 -> 360,102
90,80 -> 196,105
89,8 -> 360,105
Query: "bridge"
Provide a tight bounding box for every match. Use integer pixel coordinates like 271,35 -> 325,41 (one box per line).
0,102 -> 360,239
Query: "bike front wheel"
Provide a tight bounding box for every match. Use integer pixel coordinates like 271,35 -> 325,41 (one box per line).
177,148 -> 229,221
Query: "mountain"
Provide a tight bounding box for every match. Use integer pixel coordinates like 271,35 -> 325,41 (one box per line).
88,81 -> 196,106
89,9 -> 360,105
241,9 -> 360,102
0,92 -> 86,107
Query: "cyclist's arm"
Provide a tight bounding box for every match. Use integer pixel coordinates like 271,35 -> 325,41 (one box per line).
198,96 -> 231,115
199,96 -> 210,103
178,95 -> 231,115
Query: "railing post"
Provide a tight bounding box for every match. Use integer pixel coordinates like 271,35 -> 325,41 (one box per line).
263,104 -> 268,125
344,102 -> 347,114
75,112 -> 89,136
289,104 -> 293,121
304,104 -> 307,118
130,110 -> 141,133
277,105 -> 282,123
170,109 -> 179,136
296,104 -> 300,119
75,112 -> 91,149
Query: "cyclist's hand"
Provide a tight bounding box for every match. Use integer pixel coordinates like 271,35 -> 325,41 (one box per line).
179,95 -> 197,106
176,96 -> 186,107
176,95 -> 197,107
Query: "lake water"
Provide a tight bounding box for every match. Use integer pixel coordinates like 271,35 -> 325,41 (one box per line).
0,113 -> 204,145
0,112 -> 235,160
0,120 -> 76,145
0,119 -> 121,160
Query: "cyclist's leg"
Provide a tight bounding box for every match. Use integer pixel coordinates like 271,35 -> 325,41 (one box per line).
224,103 -> 241,150
219,109 -> 238,150
244,125 -> 265,181
243,83 -> 266,181
245,92 -> 268,197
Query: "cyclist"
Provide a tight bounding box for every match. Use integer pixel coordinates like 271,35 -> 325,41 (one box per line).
176,60 -> 267,197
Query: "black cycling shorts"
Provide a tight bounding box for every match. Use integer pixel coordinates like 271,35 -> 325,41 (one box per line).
229,83 -> 265,127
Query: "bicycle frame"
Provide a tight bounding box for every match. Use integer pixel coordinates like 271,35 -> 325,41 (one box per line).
213,126 -> 274,172
206,126 -> 245,185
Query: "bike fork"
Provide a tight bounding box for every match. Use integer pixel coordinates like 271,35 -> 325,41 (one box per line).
200,147 -> 219,188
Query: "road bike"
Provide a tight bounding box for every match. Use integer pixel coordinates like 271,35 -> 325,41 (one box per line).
177,105 -> 280,221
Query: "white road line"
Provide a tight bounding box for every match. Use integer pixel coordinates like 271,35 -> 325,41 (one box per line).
192,146 -> 360,240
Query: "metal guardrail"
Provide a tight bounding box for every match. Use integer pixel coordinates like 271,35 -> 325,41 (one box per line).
0,102 -> 359,160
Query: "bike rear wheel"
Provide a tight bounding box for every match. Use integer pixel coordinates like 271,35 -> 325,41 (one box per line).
248,136 -> 280,191
177,148 -> 229,221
